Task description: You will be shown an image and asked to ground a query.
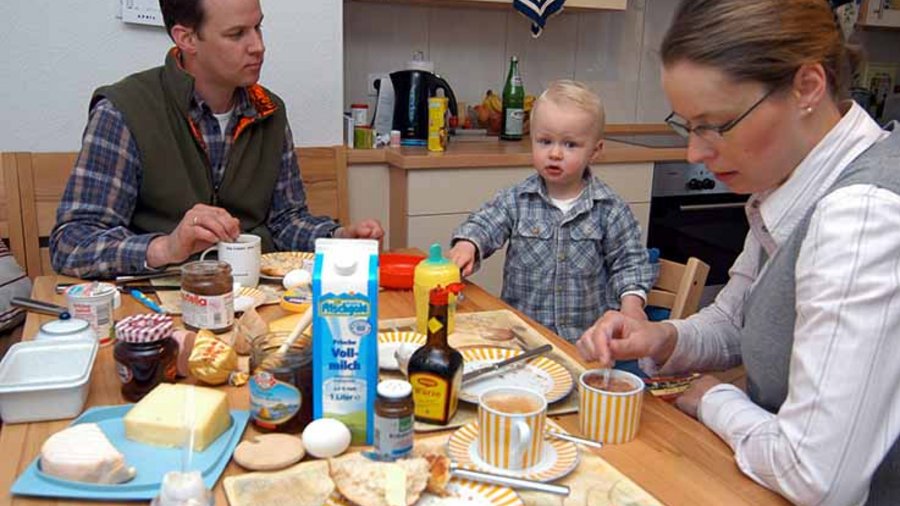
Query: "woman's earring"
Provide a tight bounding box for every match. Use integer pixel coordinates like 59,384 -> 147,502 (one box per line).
804,106 -> 813,115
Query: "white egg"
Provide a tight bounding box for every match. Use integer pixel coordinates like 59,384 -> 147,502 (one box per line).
283,269 -> 312,290
301,418 -> 351,459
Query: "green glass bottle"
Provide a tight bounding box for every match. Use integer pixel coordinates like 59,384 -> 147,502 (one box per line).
500,56 -> 525,141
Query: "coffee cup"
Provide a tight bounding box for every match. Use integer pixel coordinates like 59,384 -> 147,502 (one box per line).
477,386 -> 547,471
200,234 -> 261,288
579,369 -> 644,444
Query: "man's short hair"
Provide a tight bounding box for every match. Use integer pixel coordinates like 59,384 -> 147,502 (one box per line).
159,0 -> 205,39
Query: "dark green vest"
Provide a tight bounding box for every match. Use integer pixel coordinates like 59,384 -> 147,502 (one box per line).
91,50 -> 285,252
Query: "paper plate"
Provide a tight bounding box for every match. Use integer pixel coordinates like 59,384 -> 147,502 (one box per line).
326,477 -> 524,506
459,347 -> 574,404
378,331 -> 426,370
260,252 -> 314,280
11,405 -> 249,501
234,286 -> 267,313
447,419 -> 579,483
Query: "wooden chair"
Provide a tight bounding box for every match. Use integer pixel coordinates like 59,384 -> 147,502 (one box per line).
0,153 -> 27,268
10,146 -> 349,278
296,145 -> 350,226
647,256 -> 711,319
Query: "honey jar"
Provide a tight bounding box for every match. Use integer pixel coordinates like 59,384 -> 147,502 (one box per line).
249,332 -> 314,433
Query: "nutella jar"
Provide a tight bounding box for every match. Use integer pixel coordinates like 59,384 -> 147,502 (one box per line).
181,260 -> 234,334
374,379 -> 414,460
249,332 -> 314,434
113,314 -> 177,402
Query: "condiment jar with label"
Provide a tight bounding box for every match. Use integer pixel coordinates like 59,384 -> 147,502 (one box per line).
181,260 -> 234,334
374,379 -> 414,460
113,314 -> 177,402
413,243 -> 461,335
249,332 -> 314,433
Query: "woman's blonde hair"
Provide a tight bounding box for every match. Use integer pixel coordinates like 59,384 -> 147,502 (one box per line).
531,80 -> 606,139
661,0 -> 861,100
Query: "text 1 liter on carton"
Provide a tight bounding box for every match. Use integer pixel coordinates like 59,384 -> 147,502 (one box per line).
312,239 -> 379,445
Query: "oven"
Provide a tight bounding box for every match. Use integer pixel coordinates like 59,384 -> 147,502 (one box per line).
648,162 -> 749,300
605,134 -> 751,302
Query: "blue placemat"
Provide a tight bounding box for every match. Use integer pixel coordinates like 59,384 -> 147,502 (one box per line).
11,404 -> 249,501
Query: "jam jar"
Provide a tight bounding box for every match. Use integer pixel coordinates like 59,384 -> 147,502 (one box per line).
113,314 -> 177,401
181,260 -> 234,334
249,332 -> 314,433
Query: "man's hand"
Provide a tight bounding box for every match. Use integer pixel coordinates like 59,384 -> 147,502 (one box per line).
146,204 -> 240,268
675,375 -> 722,419
576,311 -> 678,369
448,240 -> 477,277
335,219 -> 384,240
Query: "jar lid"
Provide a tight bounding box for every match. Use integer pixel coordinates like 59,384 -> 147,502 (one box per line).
116,314 -> 174,343
351,103 -> 369,109
40,318 -> 90,336
377,379 -> 412,399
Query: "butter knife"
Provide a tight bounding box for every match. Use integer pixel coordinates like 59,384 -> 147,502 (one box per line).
450,463 -> 569,495
463,344 -> 553,383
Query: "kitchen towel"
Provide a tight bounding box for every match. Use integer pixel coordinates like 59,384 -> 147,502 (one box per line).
514,0 -> 566,38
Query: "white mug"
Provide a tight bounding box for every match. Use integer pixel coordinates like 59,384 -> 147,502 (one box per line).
200,234 -> 261,288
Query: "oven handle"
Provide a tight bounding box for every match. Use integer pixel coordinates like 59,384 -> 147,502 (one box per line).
679,202 -> 746,211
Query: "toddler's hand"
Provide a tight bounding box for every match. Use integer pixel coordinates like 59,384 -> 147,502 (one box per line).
448,241 -> 477,277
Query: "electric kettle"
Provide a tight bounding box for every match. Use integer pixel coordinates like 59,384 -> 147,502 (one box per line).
389,70 -> 458,143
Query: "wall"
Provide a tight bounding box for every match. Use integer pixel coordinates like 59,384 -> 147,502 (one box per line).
0,0 -> 343,152
344,0 -> 679,124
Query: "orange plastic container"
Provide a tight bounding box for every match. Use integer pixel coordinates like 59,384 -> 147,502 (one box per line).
379,253 -> 425,289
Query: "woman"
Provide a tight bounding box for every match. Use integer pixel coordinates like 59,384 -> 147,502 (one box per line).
577,1 -> 900,504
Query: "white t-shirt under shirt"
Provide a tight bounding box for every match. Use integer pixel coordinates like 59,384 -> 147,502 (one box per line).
549,193 -> 581,215
212,109 -> 234,140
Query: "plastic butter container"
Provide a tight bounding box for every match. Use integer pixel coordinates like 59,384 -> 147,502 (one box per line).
0,338 -> 98,423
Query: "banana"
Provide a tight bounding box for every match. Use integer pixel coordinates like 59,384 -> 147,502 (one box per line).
524,95 -> 535,112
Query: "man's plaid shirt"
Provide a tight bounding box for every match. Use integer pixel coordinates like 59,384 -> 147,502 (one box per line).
51,89 -> 336,278
453,173 -> 656,342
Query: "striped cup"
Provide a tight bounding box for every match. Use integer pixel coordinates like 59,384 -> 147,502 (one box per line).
579,369 -> 644,444
477,387 -> 547,471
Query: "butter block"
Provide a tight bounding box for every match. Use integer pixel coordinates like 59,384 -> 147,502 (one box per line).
124,383 -> 231,451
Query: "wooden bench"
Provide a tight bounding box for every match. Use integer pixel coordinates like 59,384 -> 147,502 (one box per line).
0,147 -> 349,278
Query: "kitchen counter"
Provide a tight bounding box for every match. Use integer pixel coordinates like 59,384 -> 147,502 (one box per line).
347,124 -> 688,168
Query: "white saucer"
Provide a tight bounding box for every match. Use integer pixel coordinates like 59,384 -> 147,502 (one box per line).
447,419 -> 580,482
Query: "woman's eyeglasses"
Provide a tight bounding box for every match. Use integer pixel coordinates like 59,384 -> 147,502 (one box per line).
665,88 -> 776,142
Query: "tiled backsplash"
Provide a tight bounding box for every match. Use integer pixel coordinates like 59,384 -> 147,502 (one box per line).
344,0 -> 678,124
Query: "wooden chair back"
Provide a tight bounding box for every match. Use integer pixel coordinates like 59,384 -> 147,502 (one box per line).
0,153 -> 27,268
296,145 -> 349,225
9,146 -> 349,278
647,256 -> 711,319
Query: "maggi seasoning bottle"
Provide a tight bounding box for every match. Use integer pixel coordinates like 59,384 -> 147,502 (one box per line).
408,283 -> 465,425
413,244 -> 461,335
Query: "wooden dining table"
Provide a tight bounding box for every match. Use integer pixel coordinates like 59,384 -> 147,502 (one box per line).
0,275 -> 788,506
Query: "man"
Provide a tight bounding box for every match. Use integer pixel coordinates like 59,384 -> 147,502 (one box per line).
51,0 -> 382,278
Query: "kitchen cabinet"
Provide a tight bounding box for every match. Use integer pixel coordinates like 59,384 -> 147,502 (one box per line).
350,0 -> 627,11
859,0 -> 900,29
358,163 -> 652,295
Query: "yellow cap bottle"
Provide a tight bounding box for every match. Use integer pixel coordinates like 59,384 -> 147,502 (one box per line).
413,244 -> 461,335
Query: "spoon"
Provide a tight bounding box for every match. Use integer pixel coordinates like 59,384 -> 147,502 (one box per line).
276,306 -> 313,355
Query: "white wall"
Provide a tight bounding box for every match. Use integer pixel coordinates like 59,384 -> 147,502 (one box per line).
0,0 -> 342,152
344,0 -> 679,124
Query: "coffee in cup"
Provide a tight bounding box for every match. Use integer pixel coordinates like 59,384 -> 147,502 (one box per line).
477,386 -> 547,470
579,369 -> 644,444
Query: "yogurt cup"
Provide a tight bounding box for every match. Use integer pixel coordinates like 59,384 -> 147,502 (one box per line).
64,283 -> 121,346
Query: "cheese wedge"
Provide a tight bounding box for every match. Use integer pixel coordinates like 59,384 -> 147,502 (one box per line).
41,423 -> 136,484
124,383 -> 231,451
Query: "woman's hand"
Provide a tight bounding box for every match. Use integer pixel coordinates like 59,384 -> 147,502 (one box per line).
576,311 -> 678,368
675,375 -> 722,419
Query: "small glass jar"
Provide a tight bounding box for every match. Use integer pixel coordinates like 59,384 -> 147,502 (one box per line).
113,314 -> 177,402
181,260 -> 234,334
249,332 -> 314,434
374,379 -> 414,460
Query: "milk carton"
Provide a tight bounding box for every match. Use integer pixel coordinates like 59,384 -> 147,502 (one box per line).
312,238 -> 379,445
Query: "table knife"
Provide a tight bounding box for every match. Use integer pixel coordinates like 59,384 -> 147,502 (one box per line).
450,463 -> 569,495
462,344 -> 553,383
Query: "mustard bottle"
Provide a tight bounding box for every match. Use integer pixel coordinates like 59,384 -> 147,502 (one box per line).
414,244 -> 461,335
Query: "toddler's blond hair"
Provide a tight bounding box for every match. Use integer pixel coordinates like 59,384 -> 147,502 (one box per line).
531,80 -> 606,140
